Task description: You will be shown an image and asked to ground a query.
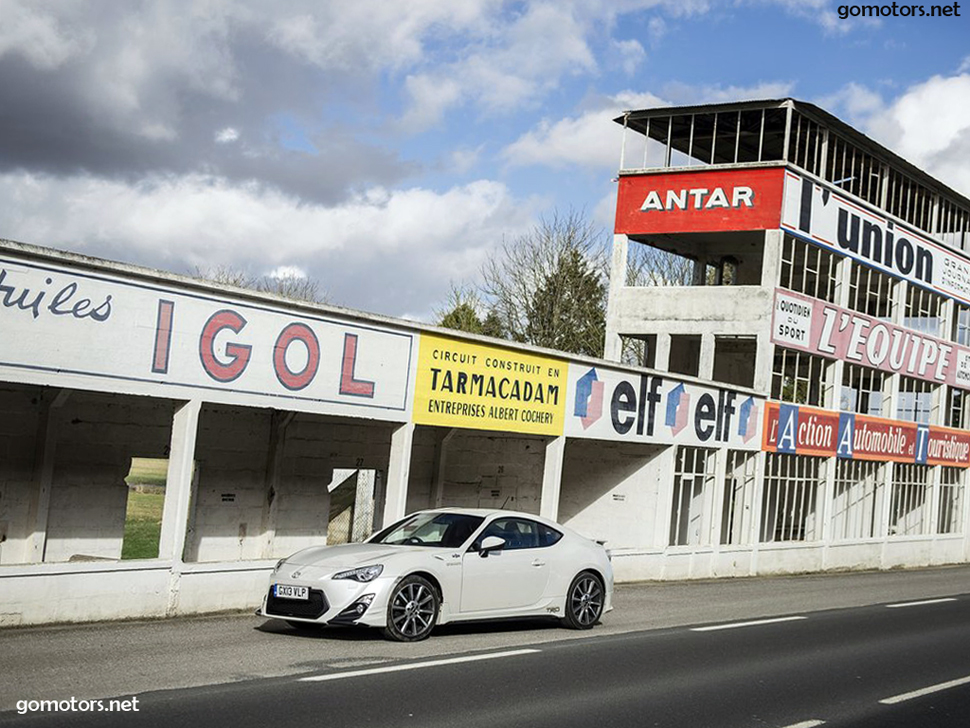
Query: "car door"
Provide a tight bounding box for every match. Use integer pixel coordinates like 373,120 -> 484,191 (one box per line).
459,517 -> 551,613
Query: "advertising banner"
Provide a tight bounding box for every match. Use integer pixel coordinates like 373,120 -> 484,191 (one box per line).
412,334 -> 567,436
0,256 -> 414,419
564,363 -> 762,449
770,288 -> 970,388
615,167 -> 786,236
762,402 -> 970,467
781,170 -> 970,305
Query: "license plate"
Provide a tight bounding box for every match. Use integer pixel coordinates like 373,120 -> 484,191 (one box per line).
274,584 -> 309,600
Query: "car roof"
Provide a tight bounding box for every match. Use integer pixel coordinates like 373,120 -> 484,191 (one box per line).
415,507 -> 565,529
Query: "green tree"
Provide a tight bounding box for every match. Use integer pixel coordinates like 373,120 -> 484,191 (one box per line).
436,284 -> 484,334
524,246 -> 605,357
479,209 -> 609,357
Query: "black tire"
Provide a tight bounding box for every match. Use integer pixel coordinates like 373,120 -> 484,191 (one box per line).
382,575 -> 440,642
562,571 -> 604,630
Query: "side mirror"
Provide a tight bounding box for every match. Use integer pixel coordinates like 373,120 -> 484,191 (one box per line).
479,535 -> 505,557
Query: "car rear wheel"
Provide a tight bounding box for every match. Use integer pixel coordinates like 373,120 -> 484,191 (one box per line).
563,571 -> 604,630
383,575 -> 439,642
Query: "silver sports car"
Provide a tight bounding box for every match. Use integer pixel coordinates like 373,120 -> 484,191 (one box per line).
261,508 -> 614,641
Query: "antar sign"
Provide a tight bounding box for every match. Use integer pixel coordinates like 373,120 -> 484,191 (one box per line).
614,167 -> 785,235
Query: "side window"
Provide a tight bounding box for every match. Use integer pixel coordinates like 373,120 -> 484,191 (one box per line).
537,523 -> 563,547
473,518 -> 562,550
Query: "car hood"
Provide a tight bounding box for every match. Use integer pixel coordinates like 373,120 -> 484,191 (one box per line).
283,542 -> 419,568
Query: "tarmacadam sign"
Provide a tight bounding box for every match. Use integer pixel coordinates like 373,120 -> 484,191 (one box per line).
412,334 -> 567,435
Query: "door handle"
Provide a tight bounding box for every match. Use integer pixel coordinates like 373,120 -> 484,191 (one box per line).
532,559 -> 546,567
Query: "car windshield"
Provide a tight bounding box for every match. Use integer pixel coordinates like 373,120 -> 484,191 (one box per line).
371,512 -> 484,548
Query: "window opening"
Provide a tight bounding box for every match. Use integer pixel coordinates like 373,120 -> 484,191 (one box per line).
670,446 -> 716,546
761,454 -> 824,542
889,463 -> 930,536
772,348 -> 832,407
832,460 -> 883,540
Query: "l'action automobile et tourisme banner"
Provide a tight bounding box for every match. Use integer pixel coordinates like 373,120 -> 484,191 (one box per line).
781,170 -> 970,305
614,167 -> 786,236
413,333 -> 567,435
564,363 -> 762,449
771,288 -> 970,388
762,402 -> 970,467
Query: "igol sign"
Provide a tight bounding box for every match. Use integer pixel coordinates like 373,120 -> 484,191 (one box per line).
781,171 -> 970,304
565,364 -> 761,448
0,257 -> 414,418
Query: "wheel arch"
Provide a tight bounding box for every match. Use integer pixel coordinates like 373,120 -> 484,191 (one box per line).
406,570 -> 444,603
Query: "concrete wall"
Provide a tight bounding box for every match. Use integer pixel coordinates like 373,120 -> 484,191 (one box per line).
0,385 -> 41,565
408,427 -> 547,514
558,439 -> 667,550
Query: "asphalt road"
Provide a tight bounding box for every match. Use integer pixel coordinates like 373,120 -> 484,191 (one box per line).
3,566 -> 970,726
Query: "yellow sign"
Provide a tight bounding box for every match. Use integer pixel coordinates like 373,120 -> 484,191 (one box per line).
413,334 -> 567,436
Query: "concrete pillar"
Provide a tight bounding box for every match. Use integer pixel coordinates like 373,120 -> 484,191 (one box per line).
352,470 -> 376,542
432,429 -> 456,508
158,400 -> 202,564
654,333 -> 671,372
604,234 -> 630,362
925,465 -> 940,537
381,422 -> 414,527
699,333 -> 716,381
760,229 -> 784,289
259,410 -> 295,559
708,447 -> 729,548
540,436 -> 566,522
25,389 -> 69,563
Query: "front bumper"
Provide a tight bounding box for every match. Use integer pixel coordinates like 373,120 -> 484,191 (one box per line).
260,575 -> 393,628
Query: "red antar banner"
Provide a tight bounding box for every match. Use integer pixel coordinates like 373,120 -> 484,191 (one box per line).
615,167 -> 786,235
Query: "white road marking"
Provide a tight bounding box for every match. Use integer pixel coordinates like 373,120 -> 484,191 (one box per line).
879,675 -> 970,705
885,597 -> 957,609
691,616 -> 807,632
299,648 -> 541,682
780,721 -> 825,728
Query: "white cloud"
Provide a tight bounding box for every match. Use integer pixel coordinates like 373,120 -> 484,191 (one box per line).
267,265 -> 307,279
662,81 -> 796,105
0,171 -> 538,318
215,127 -> 240,143
502,81 -> 803,172
501,91 -> 666,170
0,1 -> 94,69
611,38 -> 646,75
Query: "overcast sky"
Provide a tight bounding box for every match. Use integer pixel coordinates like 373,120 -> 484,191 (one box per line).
1,1 -> 968,321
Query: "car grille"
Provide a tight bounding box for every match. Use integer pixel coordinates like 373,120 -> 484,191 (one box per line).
265,587 -> 329,619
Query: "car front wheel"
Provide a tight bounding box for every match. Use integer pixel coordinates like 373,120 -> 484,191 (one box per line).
563,571 -> 604,630
383,575 -> 440,642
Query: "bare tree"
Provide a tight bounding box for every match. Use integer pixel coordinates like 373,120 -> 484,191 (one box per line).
480,209 -> 609,356
626,244 -> 693,287
194,265 -> 328,304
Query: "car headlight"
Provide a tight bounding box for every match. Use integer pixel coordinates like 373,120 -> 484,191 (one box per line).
332,565 -> 384,582
274,558 -> 287,572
